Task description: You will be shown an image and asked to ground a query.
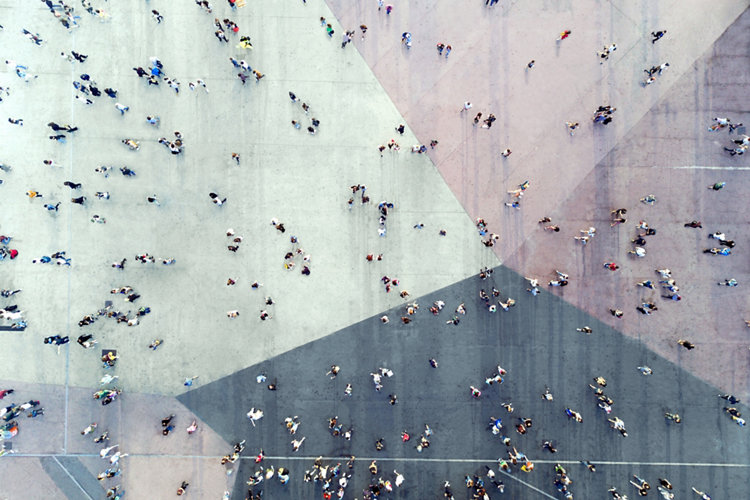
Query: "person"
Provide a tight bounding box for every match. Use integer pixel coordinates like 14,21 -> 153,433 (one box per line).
677,339 -> 695,350
177,481 -> 189,496
691,487 -> 711,499
724,407 -> 742,418
719,394 -> 741,404
608,417 -> 628,436
394,470 -> 405,487
651,30 -> 666,43
77,334 -> 97,348
629,247 -> 646,258
664,412 -> 681,423
704,247 -> 731,255
209,192 -> 227,205
161,414 -> 175,428
637,366 -> 653,375
636,280 -> 655,290
44,335 -> 70,345
631,475 -> 651,496
326,365 -> 340,378
564,408 -> 582,422
247,407 -> 264,426
291,437 -> 305,451
542,440 -> 557,452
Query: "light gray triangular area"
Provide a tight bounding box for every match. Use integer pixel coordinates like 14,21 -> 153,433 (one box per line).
180,265 -> 750,499
0,0 -> 497,395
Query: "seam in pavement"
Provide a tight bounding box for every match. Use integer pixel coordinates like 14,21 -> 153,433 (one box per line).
53,456 -> 94,500
654,165 -> 750,170
63,28 -> 76,457
498,469 -> 557,499
606,0 -> 640,27
13,453 -> 750,467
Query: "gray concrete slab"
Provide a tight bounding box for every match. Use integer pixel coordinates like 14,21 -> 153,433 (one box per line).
0,379 -> 234,498
0,457 -> 65,500
180,265 -> 750,499
0,0 -> 748,498
52,455 -> 104,499
39,456 -> 93,500
0,0 -> 495,396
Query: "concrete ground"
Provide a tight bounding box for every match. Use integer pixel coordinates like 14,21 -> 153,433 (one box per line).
0,0 -> 748,498
180,266 -> 750,499
0,0 -> 492,395
502,7 -> 750,403
327,0 -> 750,398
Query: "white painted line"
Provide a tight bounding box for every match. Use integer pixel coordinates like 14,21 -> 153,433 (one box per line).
53,456 -> 94,500
498,469 -> 558,499
652,165 -> 750,170
13,454 -> 750,468
253,456 -> 750,468
547,459 -> 750,468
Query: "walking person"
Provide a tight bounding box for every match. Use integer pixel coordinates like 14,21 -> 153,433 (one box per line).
691,487 -> 711,500
651,30 -> 667,43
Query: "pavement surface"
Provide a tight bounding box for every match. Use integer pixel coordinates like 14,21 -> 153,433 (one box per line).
0,0 -> 748,499
502,6 -> 750,403
180,266 -> 750,499
326,0 -> 750,399
0,0 -> 492,395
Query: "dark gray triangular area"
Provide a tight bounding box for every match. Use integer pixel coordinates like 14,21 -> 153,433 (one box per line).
179,265 -> 749,499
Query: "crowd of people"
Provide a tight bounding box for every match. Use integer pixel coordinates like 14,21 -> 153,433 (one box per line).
0,0 -> 747,499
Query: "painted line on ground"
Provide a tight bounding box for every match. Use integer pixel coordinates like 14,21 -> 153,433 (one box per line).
53,456 -> 94,500
10,454 -> 750,468
652,165 -> 750,170
498,469 -> 557,499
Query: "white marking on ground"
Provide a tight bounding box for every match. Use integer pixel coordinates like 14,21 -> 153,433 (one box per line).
653,165 -> 750,170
